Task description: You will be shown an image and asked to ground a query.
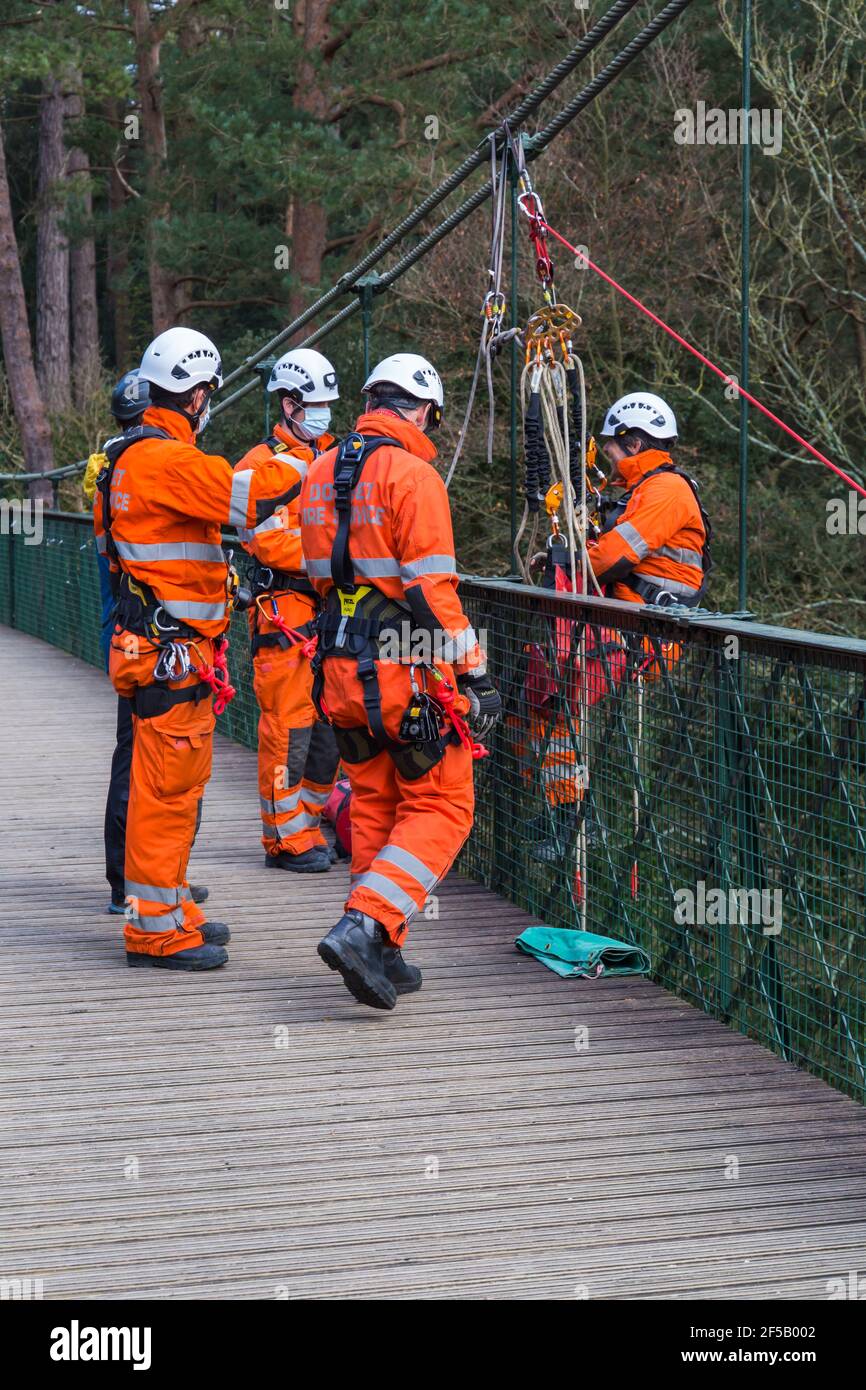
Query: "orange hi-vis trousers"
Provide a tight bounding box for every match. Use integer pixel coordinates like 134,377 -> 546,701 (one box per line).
109,629 -> 215,957
251,591 -> 339,856
321,655 -> 475,948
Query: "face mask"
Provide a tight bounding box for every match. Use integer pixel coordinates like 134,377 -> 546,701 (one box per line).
195,399 -> 211,435
296,405 -> 331,440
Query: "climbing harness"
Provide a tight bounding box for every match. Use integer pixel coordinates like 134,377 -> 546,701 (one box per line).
99,424 -> 238,716
600,460 -> 713,607
313,431 -> 487,769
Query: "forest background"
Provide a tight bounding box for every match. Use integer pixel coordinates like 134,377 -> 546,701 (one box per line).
0,0 -> 863,632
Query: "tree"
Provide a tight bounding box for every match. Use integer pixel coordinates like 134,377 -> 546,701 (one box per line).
0,109 -> 54,501
36,74 -> 71,412
66,70 -> 101,405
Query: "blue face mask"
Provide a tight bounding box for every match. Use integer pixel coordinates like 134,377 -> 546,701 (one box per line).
297,405 -> 331,440
195,400 -> 211,434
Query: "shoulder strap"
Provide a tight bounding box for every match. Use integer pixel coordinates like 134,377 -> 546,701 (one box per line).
262,433 -> 289,454
97,425 -> 173,565
329,433 -> 397,592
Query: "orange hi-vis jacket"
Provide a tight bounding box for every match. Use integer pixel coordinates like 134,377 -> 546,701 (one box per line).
234,421 -> 335,638
106,406 -> 298,638
589,448 -> 706,604
300,410 -> 484,676
234,421 -> 335,578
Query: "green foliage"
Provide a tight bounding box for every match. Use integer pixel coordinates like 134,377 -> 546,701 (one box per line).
1,0 -> 864,632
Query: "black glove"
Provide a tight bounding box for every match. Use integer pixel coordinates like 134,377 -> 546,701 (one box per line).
457,671 -> 502,737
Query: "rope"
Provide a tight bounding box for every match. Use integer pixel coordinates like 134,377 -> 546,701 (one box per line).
445,134 -> 510,491
539,219 -> 866,500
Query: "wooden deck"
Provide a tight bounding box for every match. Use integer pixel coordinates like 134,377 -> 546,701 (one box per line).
2,623 -> 866,1300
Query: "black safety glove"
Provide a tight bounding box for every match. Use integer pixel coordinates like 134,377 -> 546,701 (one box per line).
457,671 -> 502,737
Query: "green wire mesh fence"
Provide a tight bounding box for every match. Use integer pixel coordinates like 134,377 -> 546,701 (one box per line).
2,514 -> 865,1102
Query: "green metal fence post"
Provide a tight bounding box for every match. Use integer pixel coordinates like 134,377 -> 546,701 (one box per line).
354,273 -> 387,383
254,360 -> 275,438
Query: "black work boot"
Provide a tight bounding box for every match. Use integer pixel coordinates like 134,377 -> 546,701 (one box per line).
382,945 -> 422,995
317,910 -> 397,1011
126,944 -> 228,971
266,847 -> 331,874
189,883 -> 209,904
199,921 -> 231,945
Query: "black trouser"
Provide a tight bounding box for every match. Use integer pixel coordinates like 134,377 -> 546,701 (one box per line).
104,695 -> 134,903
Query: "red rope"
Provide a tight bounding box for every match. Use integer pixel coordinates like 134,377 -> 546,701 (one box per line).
538,218 -> 866,501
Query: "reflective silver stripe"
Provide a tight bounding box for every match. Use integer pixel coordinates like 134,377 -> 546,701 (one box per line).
377,845 -> 439,893
163,597 -> 226,622
352,870 -> 418,923
656,545 -> 703,569
289,459 -> 308,481
229,469 -> 254,527
401,554 -> 456,581
301,786 -> 333,807
299,555 -> 308,573
252,513 -> 286,537
305,558 -> 332,578
235,526 -> 254,543
273,811 -> 320,837
439,625 -> 479,663
636,574 -> 700,599
305,554 -> 401,580
125,901 -> 185,931
617,521 -> 649,559
114,540 -> 225,565
542,762 -> 581,784
137,905 -> 186,932
266,790 -> 301,815
95,533 -> 107,555
354,557 -> 401,579
125,879 -> 182,906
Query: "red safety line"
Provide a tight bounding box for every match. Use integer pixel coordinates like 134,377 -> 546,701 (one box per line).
539,218 -> 866,501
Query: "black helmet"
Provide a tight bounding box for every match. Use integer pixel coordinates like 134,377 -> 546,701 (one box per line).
111,369 -> 150,423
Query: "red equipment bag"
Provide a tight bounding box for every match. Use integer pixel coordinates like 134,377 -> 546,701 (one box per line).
322,776 -> 352,858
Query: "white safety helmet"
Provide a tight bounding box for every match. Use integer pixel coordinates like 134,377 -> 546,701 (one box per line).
363,352 -> 444,427
600,391 -> 677,442
267,348 -> 339,403
140,327 -> 222,393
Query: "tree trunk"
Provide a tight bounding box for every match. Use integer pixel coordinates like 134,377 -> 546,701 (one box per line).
36,76 -> 71,412
287,0 -> 336,329
0,112 -> 54,502
107,138 -> 131,370
66,74 -> 100,406
130,0 -> 177,333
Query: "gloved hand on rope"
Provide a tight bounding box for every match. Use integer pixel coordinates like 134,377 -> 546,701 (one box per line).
457,671 -> 502,737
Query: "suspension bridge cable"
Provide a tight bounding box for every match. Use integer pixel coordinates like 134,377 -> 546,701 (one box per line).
214,0 -> 695,420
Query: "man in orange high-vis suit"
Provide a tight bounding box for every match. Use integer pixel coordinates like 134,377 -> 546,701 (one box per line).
300,352 -> 502,1011
588,392 -> 710,607
102,327 -> 302,972
235,349 -> 341,873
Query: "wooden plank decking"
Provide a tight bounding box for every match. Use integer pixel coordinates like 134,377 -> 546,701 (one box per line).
1,623 -> 865,1300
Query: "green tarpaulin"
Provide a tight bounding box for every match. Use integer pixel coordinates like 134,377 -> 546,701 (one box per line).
515,926 -> 651,979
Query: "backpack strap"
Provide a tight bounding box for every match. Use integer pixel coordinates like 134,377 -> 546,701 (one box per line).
329,433 -> 397,592
97,425 -> 172,565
